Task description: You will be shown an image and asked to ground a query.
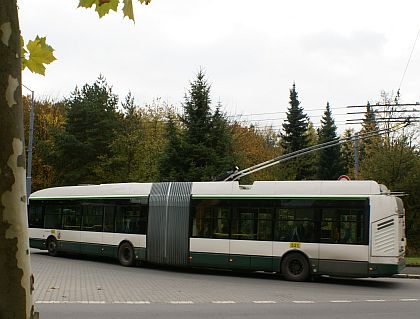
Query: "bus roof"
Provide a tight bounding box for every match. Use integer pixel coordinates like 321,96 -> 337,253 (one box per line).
29,180 -> 386,200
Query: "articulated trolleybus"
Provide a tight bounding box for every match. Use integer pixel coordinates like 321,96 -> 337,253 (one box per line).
28,180 -> 406,281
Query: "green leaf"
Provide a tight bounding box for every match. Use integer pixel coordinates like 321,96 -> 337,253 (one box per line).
123,0 -> 135,21
78,0 -> 151,20
95,0 -> 119,18
20,35 -> 29,66
78,0 -> 96,8
23,36 -> 56,75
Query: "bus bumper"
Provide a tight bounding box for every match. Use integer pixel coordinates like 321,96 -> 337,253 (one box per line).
368,258 -> 406,277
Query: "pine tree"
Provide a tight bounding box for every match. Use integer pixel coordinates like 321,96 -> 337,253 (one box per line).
158,71 -> 235,181
359,102 -> 381,163
158,116 -> 185,181
317,102 -> 344,179
341,128 -> 355,178
209,103 -> 237,178
53,76 -> 120,185
280,83 -> 312,180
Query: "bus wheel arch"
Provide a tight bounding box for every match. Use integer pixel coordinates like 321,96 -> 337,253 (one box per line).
280,251 -> 310,282
118,241 -> 135,267
46,235 -> 58,257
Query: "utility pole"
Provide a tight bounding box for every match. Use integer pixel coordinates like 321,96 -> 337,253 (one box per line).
23,85 -> 35,202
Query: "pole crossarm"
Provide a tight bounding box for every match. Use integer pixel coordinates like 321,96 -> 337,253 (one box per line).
223,121 -> 409,181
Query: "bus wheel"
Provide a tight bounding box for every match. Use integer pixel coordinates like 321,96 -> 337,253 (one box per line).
281,252 -> 309,282
47,237 -> 58,257
118,242 -> 134,267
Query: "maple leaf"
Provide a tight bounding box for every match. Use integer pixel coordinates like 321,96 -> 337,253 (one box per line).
22,36 -> 56,75
123,0 -> 135,21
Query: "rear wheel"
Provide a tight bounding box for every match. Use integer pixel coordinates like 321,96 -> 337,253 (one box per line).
281,252 -> 310,282
47,237 -> 58,257
118,242 -> 135,266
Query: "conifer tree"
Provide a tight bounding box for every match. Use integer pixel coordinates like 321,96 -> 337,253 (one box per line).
158,116 -> 185,181
359,102 -> 381,163
158,71 -> 235,181
209,103 -> 237,177
53,76 -> 120,185
280,83 -> 312,180
317,102 -> 344,179
341,128 -> 355,178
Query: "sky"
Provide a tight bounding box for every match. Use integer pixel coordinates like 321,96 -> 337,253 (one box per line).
19,0 -> 420,133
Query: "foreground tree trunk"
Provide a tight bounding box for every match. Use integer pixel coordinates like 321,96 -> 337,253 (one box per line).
0,1 -> 37,318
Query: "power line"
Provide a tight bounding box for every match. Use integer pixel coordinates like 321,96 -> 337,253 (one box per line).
226,106 -> 350,118
398,28 -> 420,93
222,122 -> 409,181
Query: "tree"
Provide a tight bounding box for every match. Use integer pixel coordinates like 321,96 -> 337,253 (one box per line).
181,70 -> 214,180
280,83 -> 312,180
1,2 -> 151,318
317,102 -> 344,179
23,97 -> 66,191
341,128 -> 355,178
231,123 -> 281,182
158,116 -> 185,181
52,76 -> 120,185
208,103 -> 237,178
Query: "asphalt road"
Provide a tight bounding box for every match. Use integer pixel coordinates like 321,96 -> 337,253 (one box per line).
30,249 -> 420,318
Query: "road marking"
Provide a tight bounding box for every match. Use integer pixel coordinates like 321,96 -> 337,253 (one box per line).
169,301 -> 194,304
212,301 -> 236,304
400,298 -> 419,302
292,301 -> 315,304
330,300 -> 352,303
113,301 -> 150,304
253,301 -> 276,304
365,299 -> 386,302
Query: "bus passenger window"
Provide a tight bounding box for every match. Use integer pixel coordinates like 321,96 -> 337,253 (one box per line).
44,206 -> 62,229
29,205 -> 44,228
82,206 -> 103,232
103,206 -> 115,232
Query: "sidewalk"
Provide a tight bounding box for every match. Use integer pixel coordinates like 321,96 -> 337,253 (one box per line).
394,266 -> 420,279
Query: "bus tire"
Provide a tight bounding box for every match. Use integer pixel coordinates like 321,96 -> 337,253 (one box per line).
281,252 -> 310,282
118,242 -> 135,267
47,237 -> 58,257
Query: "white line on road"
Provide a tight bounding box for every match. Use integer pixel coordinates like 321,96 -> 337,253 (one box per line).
212,301 -> 236,304
113,301 -> 150,304
253,301 -> 277,304
292,301 -> 315,304
365,299 -> 386,302
400,299 -> 419,302
169,301 -> 194,304
330,300 -> 352,303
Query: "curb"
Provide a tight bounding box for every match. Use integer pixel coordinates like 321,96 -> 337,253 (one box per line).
393,274 -> 420,279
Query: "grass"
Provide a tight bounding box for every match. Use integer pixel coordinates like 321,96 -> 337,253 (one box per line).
406,257 -> 420,267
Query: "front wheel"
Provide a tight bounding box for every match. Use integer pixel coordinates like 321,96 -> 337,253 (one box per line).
118,242 -> 135,267
47,237 -> 58,257
281,253 -> 310,282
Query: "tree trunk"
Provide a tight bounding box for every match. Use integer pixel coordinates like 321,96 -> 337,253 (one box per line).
0,1 -> 37,318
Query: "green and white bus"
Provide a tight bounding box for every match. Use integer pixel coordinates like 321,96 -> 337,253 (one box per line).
28,180 -> 406,281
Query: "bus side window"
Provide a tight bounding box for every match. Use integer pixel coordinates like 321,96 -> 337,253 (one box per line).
103,206 -> 115,232
28,205 -> 44,228
82,206 -> 103,232
44,206 -> 62,229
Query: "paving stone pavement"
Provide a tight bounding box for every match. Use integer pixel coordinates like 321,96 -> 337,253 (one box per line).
30,250 -> 420,305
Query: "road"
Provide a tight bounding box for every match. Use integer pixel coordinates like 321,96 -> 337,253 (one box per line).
30,249 -> 420,318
